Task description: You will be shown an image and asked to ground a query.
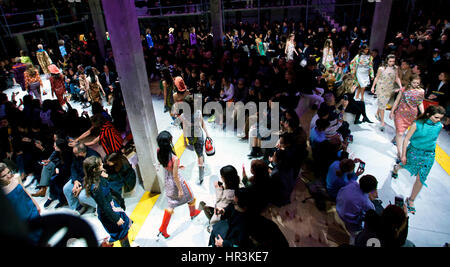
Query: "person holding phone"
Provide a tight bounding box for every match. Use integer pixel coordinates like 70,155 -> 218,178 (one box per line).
156,131 -> 202,239
326,158 -> 365,200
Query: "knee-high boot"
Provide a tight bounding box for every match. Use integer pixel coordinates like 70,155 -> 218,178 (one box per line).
188,198 -> 201,219
120,234 -> 131,247
158,209 -> 173,238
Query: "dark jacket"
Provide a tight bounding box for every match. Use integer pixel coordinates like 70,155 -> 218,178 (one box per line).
70,148 -> 100,184
99,71 -> 118,90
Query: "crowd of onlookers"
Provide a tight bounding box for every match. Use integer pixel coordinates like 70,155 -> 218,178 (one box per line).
1,6 -> 449,247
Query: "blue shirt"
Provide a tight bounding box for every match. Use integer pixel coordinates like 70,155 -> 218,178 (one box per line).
336,180 -> 375,232
326,160 -> 357,199
146,34 -> 154,49
310,127 -> 326,150
410,119 -> 442,152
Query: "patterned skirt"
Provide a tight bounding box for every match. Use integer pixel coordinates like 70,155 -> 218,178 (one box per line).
401,145 -> 435,187
165,171 -> 194,209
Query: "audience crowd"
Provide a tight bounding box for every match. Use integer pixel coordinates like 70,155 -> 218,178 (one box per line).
1,7 -> 449,247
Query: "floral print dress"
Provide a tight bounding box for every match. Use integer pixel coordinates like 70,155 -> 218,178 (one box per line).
394,88 -> 424,133
375,66 -> 397,109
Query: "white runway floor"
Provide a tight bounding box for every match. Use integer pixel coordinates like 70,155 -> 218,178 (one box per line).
3,78 -> 450,247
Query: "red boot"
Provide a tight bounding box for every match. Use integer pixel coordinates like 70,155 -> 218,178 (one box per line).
189,199 -> 201,220
158,209 -> 172,238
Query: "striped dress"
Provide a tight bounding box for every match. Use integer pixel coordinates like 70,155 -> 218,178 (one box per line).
99,121 -> 123,155
164,155 -> 194,209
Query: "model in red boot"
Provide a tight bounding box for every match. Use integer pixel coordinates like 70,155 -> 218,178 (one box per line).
156,131 -> 202,239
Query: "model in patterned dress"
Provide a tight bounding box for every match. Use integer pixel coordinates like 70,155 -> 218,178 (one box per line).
371,55 -> 403,131
322,39 -> 336,70
157,131 -> 202,238
285,34 -> 298,61
391,105 -> 445,214
390,75 -> 424,162
350,45 -> 374,102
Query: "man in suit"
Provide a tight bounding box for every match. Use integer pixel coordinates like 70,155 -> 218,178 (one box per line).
99,65 -> 117,104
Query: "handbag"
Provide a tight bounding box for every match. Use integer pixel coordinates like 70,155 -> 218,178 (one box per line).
205,137 -> 215,156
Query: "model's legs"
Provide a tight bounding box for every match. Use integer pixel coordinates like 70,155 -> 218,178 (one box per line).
359,87 -> 366,102
395,132 -> 404,159
409,174 -> 423,204
158,208 -> 174,238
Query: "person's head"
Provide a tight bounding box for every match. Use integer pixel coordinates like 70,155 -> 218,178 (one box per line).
91,102 -> 104,115
156,131 -> 175,167
324,39 -> 333,49
289,33 -> 295,41
385,54 -> 396,67
317,105 -> 330,119
174,76 -> 187,92
438,72 -> 449,83
323,92 -> 335,106
408,75 -> 421,89
37,44 -> 43,50
15,57 -> 21,64
90,113 -> 106,129
412,64 -> 422,75
146,28 -> 151,35
54,138 -> 69,153
104,152 -> 129,174
336,159 -> 355,177
103,65 -> 109,73
237,78 -> 245,89
250,159 -> 269,184
359,45 -> 370,55
315,118 -> 330,132
0,163 -> 14,187
73,143 -> 87,158
380,204 -> 408,243
417,105 -> 446,123
359,174 -> 378,194
83,156 -> 103,195
219,165 -> 240,191
400,60 -> 409,70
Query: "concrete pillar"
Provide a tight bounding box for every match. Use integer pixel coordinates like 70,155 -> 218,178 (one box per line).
88,0 -> 106,59
369,0 -> 393,55
210,0 -> 223,48
101,0 -> 162,193
14,33 -> 28,54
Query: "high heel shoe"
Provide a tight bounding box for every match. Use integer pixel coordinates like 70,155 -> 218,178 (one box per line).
158,210 -> 172,239
406,197 -> 416,214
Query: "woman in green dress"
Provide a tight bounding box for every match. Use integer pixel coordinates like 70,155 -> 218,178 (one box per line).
391,105 -> 445,214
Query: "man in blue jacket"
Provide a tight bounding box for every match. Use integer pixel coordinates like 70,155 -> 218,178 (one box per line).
63,143 -> 100,215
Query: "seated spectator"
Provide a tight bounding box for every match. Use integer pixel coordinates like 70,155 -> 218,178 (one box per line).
269,148 -> 296,207
103,152 -> 136,195
209,188 -> 252,248
201,165 -> 240,229
336,174 -> 378,244
310,118 -> 329,155
1,163 -> 41,244
241,159 -> 271,215
37,139 -> 73,209
62,143 -> 100,214
326,158 -> 364,199
355,204 -> 414,247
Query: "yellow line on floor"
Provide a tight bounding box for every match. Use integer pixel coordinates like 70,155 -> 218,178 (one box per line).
113,134 -> 187,247
174,133 -> 187,158
113,192 -> 160,247
436,145 -> 450,176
